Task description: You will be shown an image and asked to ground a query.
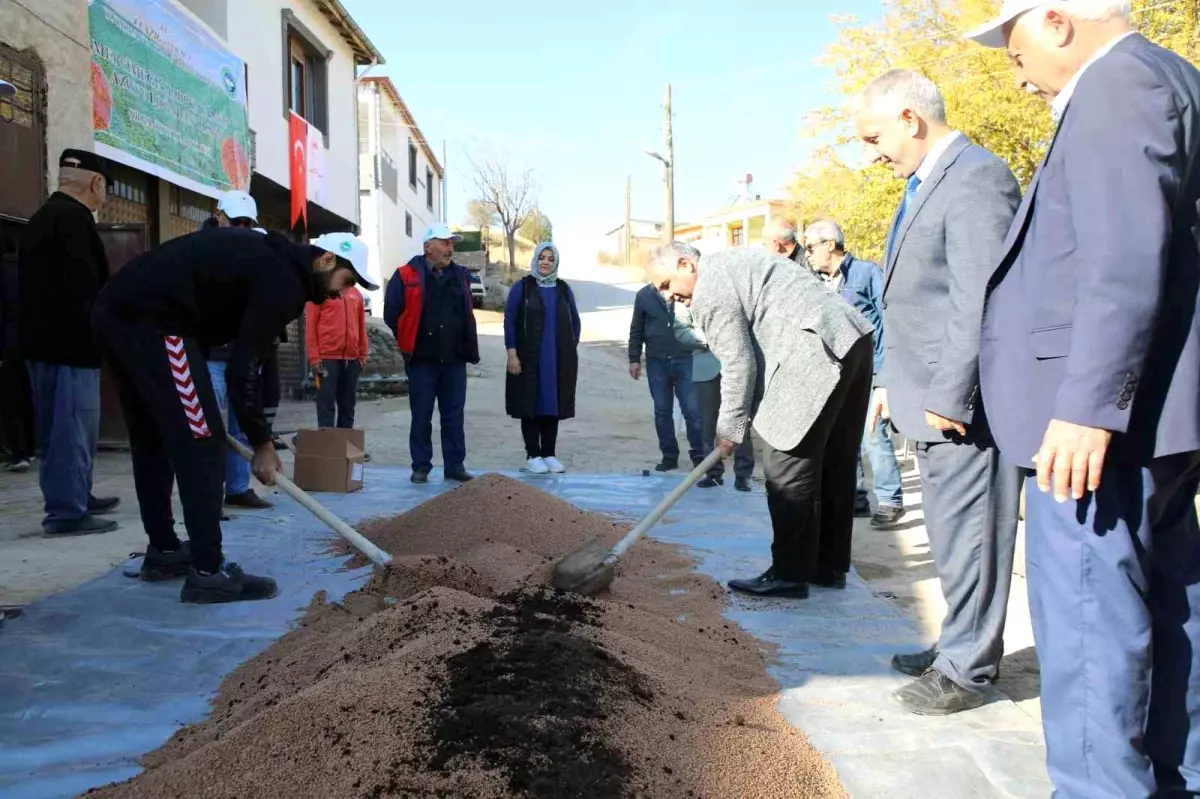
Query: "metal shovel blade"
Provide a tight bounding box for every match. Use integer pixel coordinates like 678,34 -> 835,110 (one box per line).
551,535 -> 616,595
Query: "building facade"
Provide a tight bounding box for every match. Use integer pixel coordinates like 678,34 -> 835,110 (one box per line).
357,76 -> 443,317
602,219 -> 665,264
674,198 -> 793,255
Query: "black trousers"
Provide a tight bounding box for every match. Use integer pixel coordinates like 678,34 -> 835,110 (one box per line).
762,335 -> 873,582
95,310 -> 226,573
696,376 -> 754,479
521,416 -> 559,458
261,347 -> 280,429
316,359 -> 361,429
0,357 -> 35,460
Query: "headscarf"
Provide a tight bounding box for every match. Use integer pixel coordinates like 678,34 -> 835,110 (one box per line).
531,242 -> 560,287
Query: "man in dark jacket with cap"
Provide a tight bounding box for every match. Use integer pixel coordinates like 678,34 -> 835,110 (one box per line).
92,228 -> 377,603
18,149 -> 121,536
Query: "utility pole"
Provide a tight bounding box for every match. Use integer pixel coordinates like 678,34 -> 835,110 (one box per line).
664,83 -> 674,243
624,175 -> 632,266
441,140 -> 448,223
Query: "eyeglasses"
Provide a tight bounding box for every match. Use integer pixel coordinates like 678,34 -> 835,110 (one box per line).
803,240 -> 829,253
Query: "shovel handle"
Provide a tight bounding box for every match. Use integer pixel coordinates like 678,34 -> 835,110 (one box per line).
226,434 -> 392,569
609,448 -> 725,561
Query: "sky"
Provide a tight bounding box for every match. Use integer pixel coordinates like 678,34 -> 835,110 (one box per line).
341,0 -> 885,261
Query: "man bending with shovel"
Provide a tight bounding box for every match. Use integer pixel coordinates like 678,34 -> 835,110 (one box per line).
647,242 -> 875,599
92,228 -> 376,603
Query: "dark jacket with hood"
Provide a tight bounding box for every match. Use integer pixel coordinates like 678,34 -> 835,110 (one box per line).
93,228 -> 323,446
18,192 -> 110,367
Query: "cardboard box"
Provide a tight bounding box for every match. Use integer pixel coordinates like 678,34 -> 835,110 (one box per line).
292,429 -> 365,493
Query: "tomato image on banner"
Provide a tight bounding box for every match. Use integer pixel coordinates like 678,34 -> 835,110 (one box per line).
289,112 -> 308,231
91,61 -> 112,132
221,137 -> 250,191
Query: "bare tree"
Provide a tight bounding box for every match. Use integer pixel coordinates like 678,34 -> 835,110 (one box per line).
464,199 -> 496,230
465,150 -> 536,272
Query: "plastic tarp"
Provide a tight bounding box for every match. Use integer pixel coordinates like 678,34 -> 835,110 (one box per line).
0,467 -> 1048,798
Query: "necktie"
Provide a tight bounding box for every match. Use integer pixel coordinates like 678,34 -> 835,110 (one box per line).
885,174 -> 922,263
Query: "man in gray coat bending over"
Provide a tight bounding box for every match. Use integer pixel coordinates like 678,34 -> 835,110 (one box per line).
646,242 -> 874,599
855,69 -> 1022,716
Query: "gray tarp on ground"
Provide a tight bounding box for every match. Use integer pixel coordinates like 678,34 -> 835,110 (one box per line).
0,468 -> 1048,798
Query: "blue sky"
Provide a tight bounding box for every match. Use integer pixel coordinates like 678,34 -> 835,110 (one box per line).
342,0 -> 884,259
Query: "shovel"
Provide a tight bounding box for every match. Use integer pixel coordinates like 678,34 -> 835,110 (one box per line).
552,448 -> 724,596
226,435 -> 392,569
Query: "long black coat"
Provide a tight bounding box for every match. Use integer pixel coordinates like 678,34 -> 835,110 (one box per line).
505,275 -> 578,420
18,192 -> 109,367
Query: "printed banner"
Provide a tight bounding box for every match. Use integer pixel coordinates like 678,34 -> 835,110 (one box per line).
88,0 -> 251,198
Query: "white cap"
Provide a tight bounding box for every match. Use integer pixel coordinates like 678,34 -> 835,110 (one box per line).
217,190 -> 258,223
965,0 -> 1042,48
421,222 -> 462,244
311,232 -> 379,291
0,80 -> 15,98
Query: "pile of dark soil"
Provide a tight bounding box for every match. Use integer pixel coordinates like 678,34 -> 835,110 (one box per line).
87,475 -> 845,799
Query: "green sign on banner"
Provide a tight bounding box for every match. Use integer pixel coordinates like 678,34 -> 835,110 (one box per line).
88,0 -> 251,197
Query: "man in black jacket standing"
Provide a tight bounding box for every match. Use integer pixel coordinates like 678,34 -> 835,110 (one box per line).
18,149 -> 121,536
628,283 -> 703,471
93,228 -> 376,603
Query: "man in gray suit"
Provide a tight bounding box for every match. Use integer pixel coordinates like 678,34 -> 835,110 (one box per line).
855,70 -> 1022,715
969,2 -> 1200,794
646,242 -> 874,599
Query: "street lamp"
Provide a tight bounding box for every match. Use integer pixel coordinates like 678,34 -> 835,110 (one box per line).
643,148 -> 674,243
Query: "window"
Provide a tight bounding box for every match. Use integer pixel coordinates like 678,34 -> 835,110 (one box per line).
425,167 -> 433,210
405,212 -> 413,238
730,225 -> 744,246
407,142 -> 417,189
281,12 -> 330,139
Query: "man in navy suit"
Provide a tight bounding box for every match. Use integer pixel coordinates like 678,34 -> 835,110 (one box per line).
969,2 -> 1200,796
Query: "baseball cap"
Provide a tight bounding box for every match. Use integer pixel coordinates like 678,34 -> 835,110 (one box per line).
311,232 -> 379,291
0,80 -> 15,98
59,148 -> 110,182
421,222 -> 463,244
217,190 -> 258,223
965,0 -> 1043,48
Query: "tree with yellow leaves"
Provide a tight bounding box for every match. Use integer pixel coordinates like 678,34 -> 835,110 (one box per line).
793,0 -> 1200,262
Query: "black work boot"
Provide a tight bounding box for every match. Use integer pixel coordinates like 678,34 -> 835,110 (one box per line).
445,467 -> 473,483
88,495 -> 121,514
180,562 -> 278,604
697,475 -> 723,488
734,476 -> 753,493
43,515 -> 117,537
411,467 -> 431,484
728,568 -> 809,599
891,646 -> 939,677
140,542 -> 193,582
654,457 -> 679,472
224,490 -> 275,510
892,670 -> 986,716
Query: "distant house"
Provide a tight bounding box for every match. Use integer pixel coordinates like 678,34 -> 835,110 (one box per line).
357,77 -> 444,317
603,219 -> 665,262
675,198 -> 794,254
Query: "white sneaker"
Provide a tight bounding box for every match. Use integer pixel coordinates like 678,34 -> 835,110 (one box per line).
4,459 -> 30,474
543,456 -> 565,473
526,457 -> 549,474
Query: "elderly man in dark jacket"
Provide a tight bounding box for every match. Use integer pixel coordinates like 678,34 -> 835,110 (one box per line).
629,283 -> 703,472
18,149 -> 121,536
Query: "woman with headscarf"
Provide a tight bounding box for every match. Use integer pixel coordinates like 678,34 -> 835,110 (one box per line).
504,242 -> 581,474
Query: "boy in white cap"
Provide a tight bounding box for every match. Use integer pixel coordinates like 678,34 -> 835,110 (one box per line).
92,227 -> 376,603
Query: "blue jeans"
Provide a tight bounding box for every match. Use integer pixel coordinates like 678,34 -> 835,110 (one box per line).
407,360 -> 467,472
207,360 -> 250,495
26,362 -> 99,525
645,356 -> 702,463
856,419 -> 903,508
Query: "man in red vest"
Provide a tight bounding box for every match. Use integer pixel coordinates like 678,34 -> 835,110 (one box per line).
383,223 -> 479,484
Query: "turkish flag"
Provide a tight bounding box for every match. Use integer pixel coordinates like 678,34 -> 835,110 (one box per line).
289,112 -> 308,232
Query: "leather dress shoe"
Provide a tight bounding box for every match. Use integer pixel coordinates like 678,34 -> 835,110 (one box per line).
728,568 -> 809,599
734,476 -> 752,493
891,646 -> 938,677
